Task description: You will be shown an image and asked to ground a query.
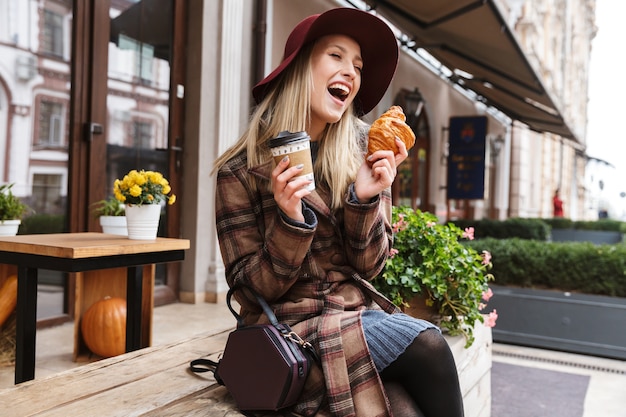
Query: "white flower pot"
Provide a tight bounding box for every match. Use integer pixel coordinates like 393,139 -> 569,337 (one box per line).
0,219 -> 21,236
99,216 -> 128,236
125,204 -> 161,240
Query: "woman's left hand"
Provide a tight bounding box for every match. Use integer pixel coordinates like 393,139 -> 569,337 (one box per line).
354,137 -> 408,202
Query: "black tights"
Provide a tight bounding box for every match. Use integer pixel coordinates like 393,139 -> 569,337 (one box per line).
380,328 -> 465,417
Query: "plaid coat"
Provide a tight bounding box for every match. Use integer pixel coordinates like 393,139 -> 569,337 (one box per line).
215,151 -> 401,417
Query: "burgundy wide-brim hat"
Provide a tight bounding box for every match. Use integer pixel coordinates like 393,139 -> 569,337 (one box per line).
252,8 -> 399,115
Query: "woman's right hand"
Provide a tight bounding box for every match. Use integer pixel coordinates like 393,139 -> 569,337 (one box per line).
271,156 -> 312,222
355,137 -> 408,202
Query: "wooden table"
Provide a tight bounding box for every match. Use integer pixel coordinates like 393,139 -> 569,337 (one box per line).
0,232 -> 190,384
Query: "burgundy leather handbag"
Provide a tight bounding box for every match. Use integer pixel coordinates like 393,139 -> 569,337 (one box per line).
190,285 -> 320,413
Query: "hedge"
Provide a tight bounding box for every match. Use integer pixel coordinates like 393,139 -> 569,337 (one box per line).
466,238 -> 626,297
542,217 -> 626,233
450,218 -> 550,240
18,214 -> 66,234
451,217 -> 626,240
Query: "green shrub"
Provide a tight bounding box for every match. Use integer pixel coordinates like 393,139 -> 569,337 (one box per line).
573,219 -> 623,231
466,238 -> 626,297
19,214 -> 66,234
450,218 -> 550,240
542,217 -> 573,230
543,217 -> 625,232
452,217 -> 626,241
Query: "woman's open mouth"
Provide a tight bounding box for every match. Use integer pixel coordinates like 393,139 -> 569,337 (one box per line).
328,83 -> 350,102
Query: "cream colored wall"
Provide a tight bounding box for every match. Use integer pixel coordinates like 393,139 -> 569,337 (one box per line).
180,0 -> 255,304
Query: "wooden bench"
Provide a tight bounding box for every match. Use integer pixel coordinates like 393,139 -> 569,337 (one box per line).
0,327 -> 243,416
0,322 -> 492,416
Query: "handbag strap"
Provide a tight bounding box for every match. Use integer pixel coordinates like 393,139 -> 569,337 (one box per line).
227,284 -> 320,364
226,284 -> 279,326
189,358 -> 224,384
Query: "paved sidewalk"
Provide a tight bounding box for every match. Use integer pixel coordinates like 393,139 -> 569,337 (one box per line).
492,343 -> 626,417
1,300 -> 625,417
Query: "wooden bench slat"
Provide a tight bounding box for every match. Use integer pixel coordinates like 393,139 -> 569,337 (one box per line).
140,385 -> 239,417
35,365 -> 228,417
0,328 -> 233,416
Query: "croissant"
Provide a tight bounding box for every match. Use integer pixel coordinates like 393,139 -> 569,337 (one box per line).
366,106 -> 416,159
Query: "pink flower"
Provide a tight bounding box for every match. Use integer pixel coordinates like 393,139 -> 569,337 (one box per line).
481,250 -> 492,265
462,227 -> 475,240
426,221 -> 436,228
482,287 -> 493,302
392,214 -> 408,233
484,309 -> 498,328
389,248 -> 399,258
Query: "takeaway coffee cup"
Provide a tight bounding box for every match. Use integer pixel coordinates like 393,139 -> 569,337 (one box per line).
269,130 -> 315,191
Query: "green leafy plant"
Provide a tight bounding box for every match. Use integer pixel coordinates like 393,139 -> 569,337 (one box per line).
0,183 -> 30,221
91,197 -> 125,217
373,206 -> 496,347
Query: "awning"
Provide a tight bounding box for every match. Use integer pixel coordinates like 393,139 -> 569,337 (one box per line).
110,0 -> 171,61
361,0 -> 576,140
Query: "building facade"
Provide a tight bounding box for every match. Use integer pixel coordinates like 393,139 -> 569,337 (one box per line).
0,0 -> 598,311
501,0 -> 595,220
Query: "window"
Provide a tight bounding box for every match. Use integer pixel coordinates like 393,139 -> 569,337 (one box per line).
38,101 -> 65,147
117,35 -> 154,85
32,174 -> 63,215
133,121 -> 153,149
42,10 -> 64,57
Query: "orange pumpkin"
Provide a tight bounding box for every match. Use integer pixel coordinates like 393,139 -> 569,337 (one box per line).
0,275 -> 17,328
81,296 -> 127,358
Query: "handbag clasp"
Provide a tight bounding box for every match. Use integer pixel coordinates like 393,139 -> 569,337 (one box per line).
284,331 -> 313,350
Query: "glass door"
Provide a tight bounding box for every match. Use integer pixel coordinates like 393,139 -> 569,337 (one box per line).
393,112 -> 431,212
70,0 -> 185,305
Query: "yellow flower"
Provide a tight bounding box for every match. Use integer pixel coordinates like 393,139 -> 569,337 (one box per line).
129,184 -> 142,197
130,170 -> 146,186
168,194 -> 176,205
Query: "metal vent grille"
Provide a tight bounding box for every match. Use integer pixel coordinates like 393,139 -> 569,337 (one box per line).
493,349 -> 626,375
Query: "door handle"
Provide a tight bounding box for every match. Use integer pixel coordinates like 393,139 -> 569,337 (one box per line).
84,122 -> 103,142
156,142 -> 183,172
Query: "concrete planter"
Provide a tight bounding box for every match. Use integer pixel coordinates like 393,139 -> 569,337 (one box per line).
488,285 -> 626,360
446,321 -> 492,417
550,229 -> 623,244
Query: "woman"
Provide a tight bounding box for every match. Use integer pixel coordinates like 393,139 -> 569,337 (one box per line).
213,8 -> 464,417
553,189 -> 564,217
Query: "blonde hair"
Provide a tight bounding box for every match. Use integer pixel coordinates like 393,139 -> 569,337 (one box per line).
213,43 -> 368,209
